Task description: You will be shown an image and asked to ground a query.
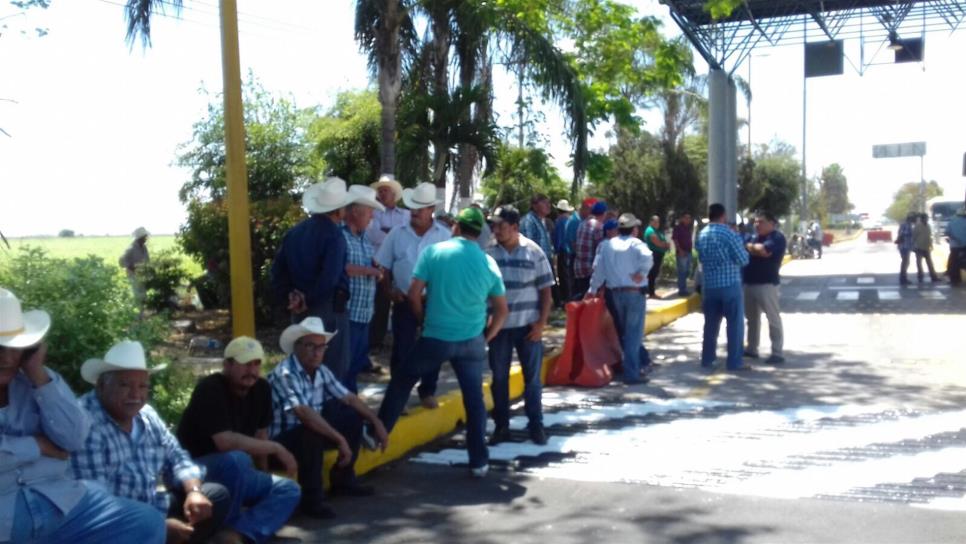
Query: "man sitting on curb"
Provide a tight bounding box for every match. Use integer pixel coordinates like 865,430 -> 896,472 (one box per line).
377,208 -> 509,478
177,337 -> 301,543
1,288 -> 166,544
486,205 -> 553,446
268,317 -> 388,519
72,340 -> 232,544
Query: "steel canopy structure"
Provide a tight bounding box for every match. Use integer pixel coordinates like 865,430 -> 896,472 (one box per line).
659,1 -> 966,223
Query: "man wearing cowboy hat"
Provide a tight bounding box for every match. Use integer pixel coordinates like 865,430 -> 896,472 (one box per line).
176,336 -> 301,544
365,174 -> 409,356
120,226 -> 150,304
72,340 -> 232,544
377,208 -> 509,478
272,176 -> 353,382
374,181 -> 451,409
552,199 -> 575,302
268,317 -> 389,519
0,288 -> 166,543
341,185 -> 386,392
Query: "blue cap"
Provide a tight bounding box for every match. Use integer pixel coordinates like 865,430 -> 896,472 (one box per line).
591,201 -> 608,215
602,219 -> 619,231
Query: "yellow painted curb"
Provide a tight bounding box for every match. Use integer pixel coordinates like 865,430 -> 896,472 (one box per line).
329,294 -> 702,480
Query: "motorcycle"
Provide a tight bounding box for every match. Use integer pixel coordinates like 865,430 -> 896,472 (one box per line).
789,234 -> 818,260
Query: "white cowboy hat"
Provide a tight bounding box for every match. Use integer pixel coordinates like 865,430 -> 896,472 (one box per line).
132,227 -> 150,239
402,182 -> 441,210
555,199 -> 574,212
0,288 -> 51,349
347,185 -> 386,212
370,174 -> 403,203
302,177 -> 352,214
80,340 -> 167,385
279,316 -> 337,356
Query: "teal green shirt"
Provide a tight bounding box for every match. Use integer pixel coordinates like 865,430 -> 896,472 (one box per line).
413,237 -> 506,342
644,225 -> 667,255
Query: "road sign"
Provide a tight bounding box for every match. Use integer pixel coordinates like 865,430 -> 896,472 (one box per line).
872,142 -> 926,158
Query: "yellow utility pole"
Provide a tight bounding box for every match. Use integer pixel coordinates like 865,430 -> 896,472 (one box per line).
219,0 -> 256,337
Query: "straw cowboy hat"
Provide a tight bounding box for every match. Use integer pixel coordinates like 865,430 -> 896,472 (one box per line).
402,182 -> 441,210
302,177 -> 352,214
279,316 -> 336,356
0,288 -> 51,349
555,199 -> 575,213
370,174 -> 403,203
132,227 -> 150,239
80,340 -> 167,385
347,185 -> 386,212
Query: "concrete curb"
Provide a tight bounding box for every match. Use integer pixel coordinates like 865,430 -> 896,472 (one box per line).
333,293 -> 703,479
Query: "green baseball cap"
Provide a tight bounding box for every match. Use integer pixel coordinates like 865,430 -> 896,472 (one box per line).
456,207 -> 485,231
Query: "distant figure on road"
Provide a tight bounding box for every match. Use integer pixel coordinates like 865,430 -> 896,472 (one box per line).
672,212 -> 694,297
696,203 -> 750,372
644,215 -> 671,299
895,213 -> 917,286
912,213 -> 941,283
742,211 -> 787,365
119,227 -> 150,304
807,221 -> 823,259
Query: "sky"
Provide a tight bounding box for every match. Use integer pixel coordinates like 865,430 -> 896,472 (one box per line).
1,0 -> 965,237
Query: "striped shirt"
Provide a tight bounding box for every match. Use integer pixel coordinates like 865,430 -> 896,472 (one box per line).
695,223 -> 749,289
341,225 -> 376,324
267,354 -> 350,437
520,211 -> 554,261
574,216 -> 603,278
71,392 -> 203,514
486,235 -> 554,329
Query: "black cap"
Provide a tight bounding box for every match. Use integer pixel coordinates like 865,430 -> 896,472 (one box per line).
490,205 -> 520,225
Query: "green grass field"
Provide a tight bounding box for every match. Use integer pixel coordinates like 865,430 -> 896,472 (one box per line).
2,235 -> 203,276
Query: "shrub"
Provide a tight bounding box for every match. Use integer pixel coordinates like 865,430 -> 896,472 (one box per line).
0,247 -> 168,392
150,363 -> 199,427
138,248 -> 192,311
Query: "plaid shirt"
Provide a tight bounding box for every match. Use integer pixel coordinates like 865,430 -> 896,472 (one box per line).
520,211 -> 554,262
71,392 -> 203,514
574,216 -> 603,278
268,354 -> 350,437
341,225 -> 376,323
695,223 -> 749,289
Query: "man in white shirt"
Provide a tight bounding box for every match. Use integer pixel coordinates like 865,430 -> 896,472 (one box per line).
586,213 -> 653,385
366,175 -> 410,363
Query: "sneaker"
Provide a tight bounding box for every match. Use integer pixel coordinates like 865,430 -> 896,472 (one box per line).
470,465 -> 489,478
489,425 -> 511,446
528,425 -> 548,445
360,424 -> 379,451
743,350 -> 760,359
420,395 -> 439,409
766,355 -> 785,364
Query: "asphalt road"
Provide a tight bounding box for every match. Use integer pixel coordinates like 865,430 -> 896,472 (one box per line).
282,235 -> 966,544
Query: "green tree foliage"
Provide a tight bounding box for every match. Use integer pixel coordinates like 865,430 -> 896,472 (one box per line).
480,145 -> 568,213
308,89 -> 382,185
819,163 -> 853,215
885,181 -> 944,223
739,142 -> 802,218
0,247 -> 167,392
176,77 -> 313,322
137,248 -> 191,311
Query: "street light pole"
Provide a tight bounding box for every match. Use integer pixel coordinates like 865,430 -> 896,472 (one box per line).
220,0 -> 256,337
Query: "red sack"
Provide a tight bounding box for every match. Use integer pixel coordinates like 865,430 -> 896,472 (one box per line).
547,297 -> 623,387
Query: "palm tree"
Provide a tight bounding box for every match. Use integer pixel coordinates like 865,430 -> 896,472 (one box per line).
123,0 -> 181,45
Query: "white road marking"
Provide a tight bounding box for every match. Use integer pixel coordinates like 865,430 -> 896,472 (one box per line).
878,290 -> 901,300
921,290 -> 946,300
796,291 -> 821,301
857,277 -> 875,284
837,291 -> 860,301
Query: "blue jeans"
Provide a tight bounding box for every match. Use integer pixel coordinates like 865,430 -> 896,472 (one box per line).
604,289 -> 651,368
609,290 -> 647,382
676,253 -> 692,294
345,320 -> 371,393
391,301 -> 440,399
487,326 -> 543,429
701,284 -> 745,369
196,451 -> 300,544
10,485 -> 165,544
379,335 -> 489,469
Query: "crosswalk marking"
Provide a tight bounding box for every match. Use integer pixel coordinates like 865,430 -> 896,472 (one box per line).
921,290 -> 945,299
796,291 -> 821,301
857,277 -> 875,284
878,290 -> 901,300
837,291 -> 859,300
412,397 -> 966,510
